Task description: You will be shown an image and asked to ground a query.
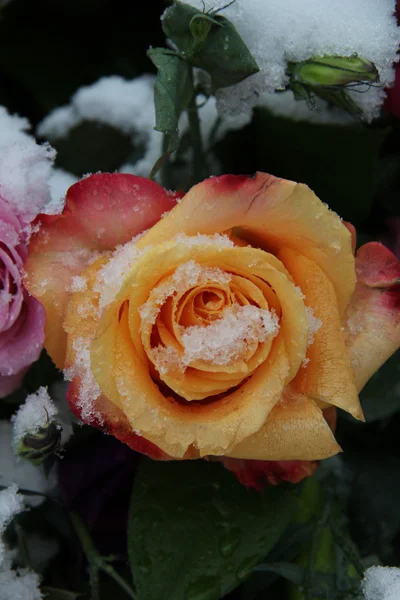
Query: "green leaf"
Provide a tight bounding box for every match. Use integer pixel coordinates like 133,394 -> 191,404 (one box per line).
248,107 -> 389,226
348,453 -> 400,558
147,48 -> 194,175
259,562 -> 362,599
162,2 -> 259,90
128,458 -> 297,600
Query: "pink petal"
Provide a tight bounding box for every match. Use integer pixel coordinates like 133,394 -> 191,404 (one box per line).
0,369 -> 27,398
0,291 -> 45,376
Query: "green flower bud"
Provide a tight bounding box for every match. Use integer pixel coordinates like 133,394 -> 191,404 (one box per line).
289,54 -> 379,88
17,420 -> 62,465
288,54 -> 380,116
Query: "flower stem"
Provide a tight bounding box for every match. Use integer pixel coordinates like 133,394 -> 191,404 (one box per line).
187,73 -> 208,185
69,510 -> 136,600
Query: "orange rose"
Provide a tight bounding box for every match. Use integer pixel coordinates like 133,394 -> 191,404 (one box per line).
24,173 -> 400,485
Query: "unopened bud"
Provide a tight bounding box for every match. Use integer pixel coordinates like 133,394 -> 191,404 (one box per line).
289,54 -> 379,88
17,420 -> 62,465
288,54 -> 380,115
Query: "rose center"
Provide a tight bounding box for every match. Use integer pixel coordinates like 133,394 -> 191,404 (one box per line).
139,261 -> 281,402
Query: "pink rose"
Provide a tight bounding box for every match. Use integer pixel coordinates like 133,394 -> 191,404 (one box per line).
0,197 -> 45,397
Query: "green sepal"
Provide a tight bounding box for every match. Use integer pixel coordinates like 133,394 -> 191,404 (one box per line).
288,54 -> 380,116
289,55 -> 379,87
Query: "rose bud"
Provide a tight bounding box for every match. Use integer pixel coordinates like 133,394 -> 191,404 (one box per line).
17,421 -> 62,466
12,387 -> 63,465
288,54 -> 379,115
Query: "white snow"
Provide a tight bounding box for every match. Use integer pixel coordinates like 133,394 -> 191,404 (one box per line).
44,168 -> 77,215
184,0 -> 400,120
64,337 -> 102,424
0,484 -> 23,569
38,75 -> 156,139
0,484 -> 24,535
0,548 -> 42,600
94,237 -> 147,312
69,275 -> 87,293
0,486 -> 43,599
180,304 -> 280,366
305,306 -> 322,346
11,388 -> 58,454
0,106 -> 56,222
363,566 -> 400,600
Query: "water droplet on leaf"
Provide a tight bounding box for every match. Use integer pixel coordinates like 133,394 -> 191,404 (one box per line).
185,576 -> 220,600
220,528 -> 240,557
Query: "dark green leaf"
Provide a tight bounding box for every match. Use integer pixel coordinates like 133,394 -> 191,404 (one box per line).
348,453 -> 400,557
249,107 -> 389,225
128,458 -> 296,600
255,562 -> 360,599
360,350 -> 400,422
162,2 -> 259,90
147,48 -> 193,174
161,2 -> 198,60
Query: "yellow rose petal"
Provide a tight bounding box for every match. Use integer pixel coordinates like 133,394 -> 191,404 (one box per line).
226,389 -> 341,461
279,248 -> 364,421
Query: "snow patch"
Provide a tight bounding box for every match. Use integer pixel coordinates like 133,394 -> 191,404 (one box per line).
11,388 -> 58,453
185,0 -> 400,120
0,106 -> 55,222
180,304 -> 279,366
305,306 -> 322,346
363,566 -> 400,600
64,337 -> 102,424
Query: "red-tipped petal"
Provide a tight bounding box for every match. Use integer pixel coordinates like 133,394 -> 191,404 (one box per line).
345,242 -> 400,391
25,173 -> 181,368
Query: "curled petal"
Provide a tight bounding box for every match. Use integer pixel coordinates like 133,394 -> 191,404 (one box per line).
279,248 -> 363,420
355,242 -> 400,287
24,174 -> 181,368
344,242 -> 400,391
136,173 -> 356,316
225,389 -> 341,461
